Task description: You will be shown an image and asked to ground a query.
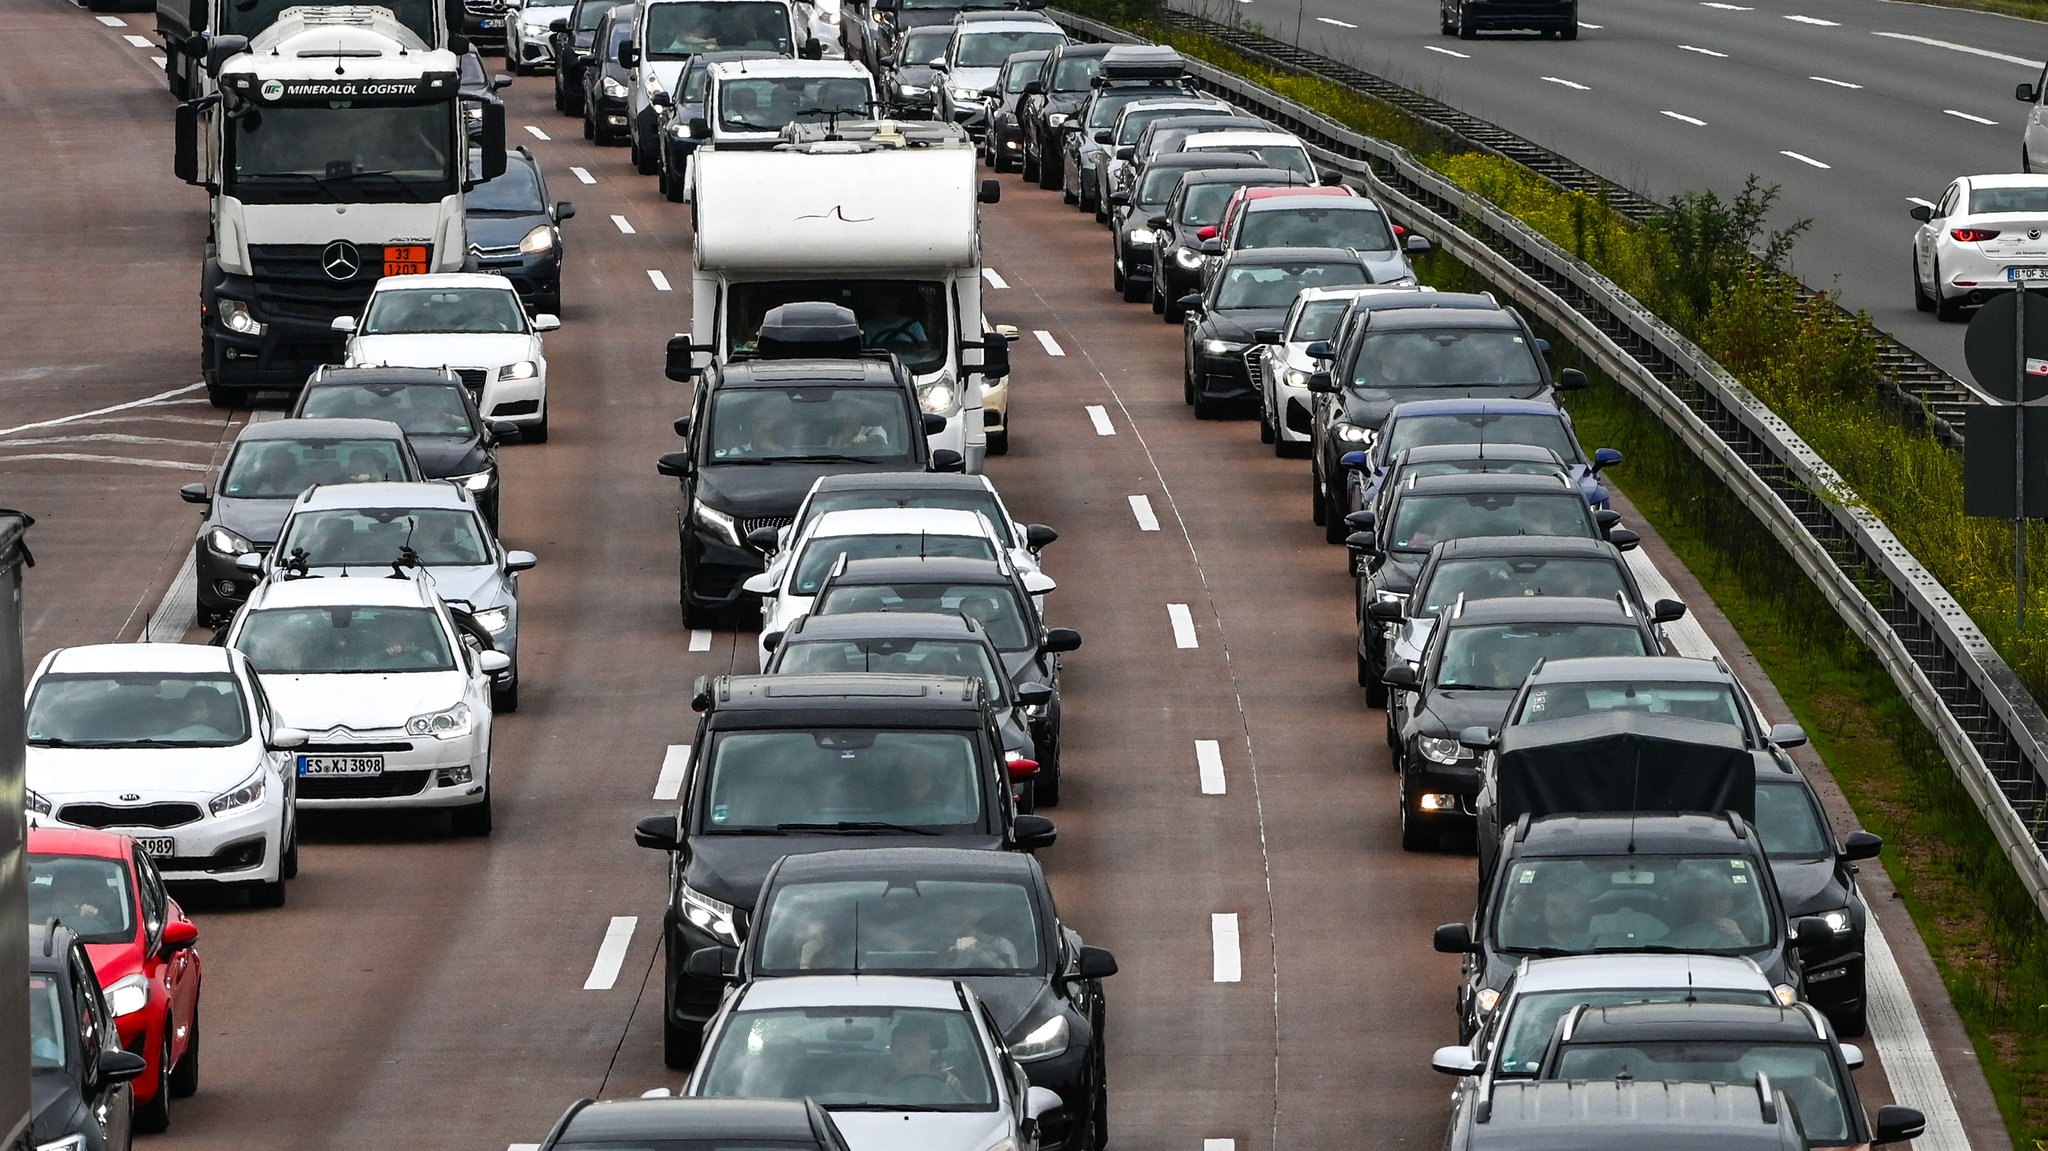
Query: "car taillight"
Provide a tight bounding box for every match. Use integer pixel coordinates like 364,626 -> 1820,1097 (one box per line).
1952,228 -> 2001,242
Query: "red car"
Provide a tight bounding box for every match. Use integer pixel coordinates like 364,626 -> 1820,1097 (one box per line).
27,828 -> 202,1132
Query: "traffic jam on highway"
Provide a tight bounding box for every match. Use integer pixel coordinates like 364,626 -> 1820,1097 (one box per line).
13,0 -> 2019,1145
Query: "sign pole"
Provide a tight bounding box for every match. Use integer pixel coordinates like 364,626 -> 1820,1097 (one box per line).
2020,282 -> 2029,634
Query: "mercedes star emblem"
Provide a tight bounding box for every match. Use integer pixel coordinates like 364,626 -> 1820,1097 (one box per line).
322,240 -> 362,281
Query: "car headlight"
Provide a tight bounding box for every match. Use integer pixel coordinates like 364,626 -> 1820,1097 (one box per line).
1127,226 -> 1156,245
1816,908 -> 1853,936
898,82 -> 928,97
1373,588 -> 1405,605
1203,339 -> 1242,356
206,526 -> 254,556
518,224 -> 556,255
1416,735 -> 1471,764
949,85 -> 978,101
1010,1014 -> 1069,1061
680,883 -> 741,945
692,500 -> 741,547
467,106 -> 485,125
1046,112 -> 1068,128
405,703 -> 474,740
104,974 -> 151,1019
450,469 -> 495,493
471,607 -> 511,634
209,768 -> 267,815
1283,368 -> 1308,386
501,359 -> 540,381
1174,246 -> 1204,269
37,1135 -> 87,1151
216,297 -> 265,336
601,76 -> 628,98
1334,422 -> 1374,443
918,379 -> 959,415
26,789 -> 50,817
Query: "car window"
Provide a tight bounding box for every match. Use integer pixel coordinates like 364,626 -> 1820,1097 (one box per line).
1514,680 -> 1743,727
701,730 -> 983,830
222,438 -> 410,497
299,383 -> 476,437
698,1006 -> 998,1109
1552,1041 -> 1849,1141
1215,262 -> 1367,309
953,30 -> 1066,69
574,0 -> 613,30
1240,205 -> 1391,253
27,975 -> 65,1071
1350,330 -> 1544,390
898,27 -> 951,64
777,638 -> 1004,699
136,852 -> 169,938
792,534 -> 996,595
1969,186 -> 2048,214
1753,779 -> 1833,858
718,76 -> 873,132
235,605 -> 456,674
815,583 -> 1032,651
1049,55 -> 1101,90
1493,988 -> 1774,1076
279,507 -> 492,568
1288,297 -> 1351,342
801,491 -> 1016,548
1137,166 -> 1193,208
361,287 -> 528,335
28,673 -> 251,749
1388,492 -> 1595,555
1417,556 -> 1628,616
465,161 -> 544,212
1493,855 -> 1773,955
1178,181 -> 1243,226
1002,58 -> 1040,93
1435,622 -> 1651,690
705,388 -> 916,464
1383,413 -> 1581,463
1118,105 -> 1208,145
728,278 -> 949,375
756,878 -> 1043,974
27,856 -> 137,946
1083,90 -> 1162,130
71,954 -> 106,1073
645,0 -> 793,59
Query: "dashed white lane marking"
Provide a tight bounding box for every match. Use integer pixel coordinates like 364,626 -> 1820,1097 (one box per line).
95,15 -> 127,25
1908,196 -> 1937,209
1425,45 -> 1470,58
1944,109 -> 1999,125
1577,20 -> 1601,27
1780,150 -> 1831,169
982,268 -> 1009,289
1196,739 -> 1226,795
1678,44 -> 1728,57
0,383 -> 201,438
1873,30 -> 2041,69
1541,76 -> 1591,91
1661,110 -> 1709,126
655,745 -> 692,802
570,165 -> 595,184
153,56 -> 166,68
1204,1142 -> 1236,1151
122,33 -> 152,47
1211,914 -> 1242,982
0,453 -> 205,472
611,214 -> 636,234
1128,494 -> 1160,531
1783,13 -> 1838,24
1700,2 -> 1752,9
1315,16 -> 1357,27
583,917 -> 638,990
524,125 -> 550,140
509,1144 -> 541,1151
1811,75 -> 1864,88
689,629 -> 713,652
1168,603 -> 1198,648
1085,405 -> 1115,435
647,270 -> 672,291
1033,330 -> 1064,356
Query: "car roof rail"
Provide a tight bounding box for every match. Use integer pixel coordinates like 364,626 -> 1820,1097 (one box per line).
1512,812 -> 1532,843
1754,1071 -> 1777,1124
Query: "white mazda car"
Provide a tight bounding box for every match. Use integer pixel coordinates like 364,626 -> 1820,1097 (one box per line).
337,273 -> 560,442
224,572 -> 507,835
24,643 -> 305,907
1910,172 -> 2048,321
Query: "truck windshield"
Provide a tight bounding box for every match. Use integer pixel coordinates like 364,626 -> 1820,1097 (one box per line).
226,103 -> 456,205
218,0 -> 440,42
644,1 -> 795,59
728,280 -> 950,375
717,76 -> 873,131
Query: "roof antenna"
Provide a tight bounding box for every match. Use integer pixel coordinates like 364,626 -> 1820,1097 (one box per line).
1627,738 -> 1641,854
851,900 -> 862,976
1685,965 -> 1697,1004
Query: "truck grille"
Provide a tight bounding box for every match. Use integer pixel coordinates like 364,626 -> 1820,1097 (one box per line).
245,245 -> 381,326
463,0 -> 506,14
299,771 -> 433,800
60,803 -> 204,830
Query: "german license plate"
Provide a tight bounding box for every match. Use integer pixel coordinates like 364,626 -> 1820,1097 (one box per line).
383,245 -> 429,276
2009,266 -> 2048,282
481,18 -> 502,27
298,755 -> 384,777
135,837 -> 174,858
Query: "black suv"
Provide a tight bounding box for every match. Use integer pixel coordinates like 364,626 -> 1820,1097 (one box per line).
1433,812 -> 1831,1042
1148,166 -> 1306,321
29,922 -> 148,1151
550,0 -> 619,116
1448,1078 -> 1810,1151
630,673 -> 1058,1066
1019,43 -> 1111,188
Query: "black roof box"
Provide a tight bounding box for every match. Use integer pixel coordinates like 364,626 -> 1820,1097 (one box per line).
757,301 -> 864,359
1097,45 -> 1187,85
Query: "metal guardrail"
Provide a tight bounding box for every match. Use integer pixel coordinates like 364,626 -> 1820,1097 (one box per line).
1048,9 -> 2048,920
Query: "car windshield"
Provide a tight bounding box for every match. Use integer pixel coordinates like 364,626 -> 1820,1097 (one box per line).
1289,296 -> 1351,342
1215,262 -> 1367,309
234,605 -> 456,674
699,1006 -> 998,1109
465,162 -> 543,212
1350,330 -> 1545,390
645,1 -> 793,58
792,534 -> 996,595
360,287 -> 528,335
1192,142 -> 1309,177
1513,679 -> 1744,727
756,878 -> 1043,974
1754,779 -> 1832,858
953,30 -> 1066,69
1492,987 -> 1774,1076
727,279 -> 949,375
27,673 -> 249,749
705,388 -> 916,464
1002,59 -> 1041,92
1970,186 -> 2048,214
1118,104 -> 1210,144
1494,855 -> 1774,955
28,975 -> 66,1071
898,28 -> 952,64
1383,413 -> 1581,464
1085,90 -> 1171,130
701,730 -> 983,831
815,582 -> 1032,651
776,638 -> 1004,700
575,0 -> 614,30
222,438 -> 410,498
801,491 -> 1015,548
1436,623 -> 1651,690
1050,55 -> 1102,90
1388,492 -> 1593,555
718,76 -> 873,131
298,383 -> 476,437
557,1142 -> 820,1150
28,856 -> 137,947
1552,1041 -> 1850,1141
1417,556 -> 1628,616
1240,205 -> 1392,252
278,508 -> 491,568
1397,458 -> 1564,485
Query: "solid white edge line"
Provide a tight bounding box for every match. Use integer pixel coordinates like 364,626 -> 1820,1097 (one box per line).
1810,75 -> 1864,88
122,33 -> 152,46
1196,739 -> 1226,795
981,268 -> 1009,289
523,125 -> 550,140
1168,603 -> 1198,649
1872,30 -> 2042,69
1085,405 -> 1115,435
654,745 -> 692,802
570,166 -> 595,184
689,629 -> 713,651
1128,494 -> 1160,531
1660,111 -> 1708,126
1033,329 -> 1064,356
1780,150 -> 1831,169
583,917 -> 638,990
1424,45 -> 1470,58
1211,913 -> 1241,982
611,214 -> 636,234
143,552 -> 197,643
647,270 -> 672,291
1943,109 -> 1999,125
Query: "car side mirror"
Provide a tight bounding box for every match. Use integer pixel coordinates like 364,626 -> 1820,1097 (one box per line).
1015,682 -> 1054,707
1108,191 -> 1129,207
683,945 -> 739,980
1841,829 -> 1882,861
1768,722 -> 1807,748
1338,452 -> 1370,472
761,630 -> 784,654
1872,1105 -> 1926,1144
923,413 -> 949,436
633,813 -> 682,851
1593,508 -> 1622,530
1305,371 -> 1337,394
1076,944 -> 1118,978
1344,510 -> 1375,529
1457,725 -> 1494,752
1023,79 -> 1044,95
1252,327 -> 1282,344
532,314 -> 562,332
672,415 -> 693,439
1651,598 -> 1687,624
1908,203 -> 1934,222
1025,523 -> 1058,551
158,920 -> 200,957
331,315 -> 358,333
1197,238 -> 1222,256
268,726 -> 309,751
741,572 -> 778,596
656,450 -> 693,478
1791,916 -> 1834,950
1556,368 -> 1588,391
1177,292 -> 1204,314
1367,599 -> 1403,622
1318,169 -> 1343,186
1382,662 -> 1417,689
930,449 -> 964,473
234,552 -> 264,574
666,334 -> 700,382
1147,213 -> 1169,229
555,200 -> 576,221
1196,224 -> 1217,240
2019,82 -> 2039,103
479,650 -> 512,673
492,73 -> 514,91
1608,527 -> 1640,551
97,1050 -> 148,1086
1021,572 -> 1056,596
1432,922 -> 1475,953
1840,1043 -> 1866,1071
204,33 -> 249,76
651,90 -> 673,107
746,526 -> 780,552
489,420 -> 524,444
1013,814 -> 1057,851
802,36 -> 824,60
506,550 -> 539,572
1092,129 -> 1111,144
1346,530 -> 1376,553
1305,340 -> 1335,361
1025,1085 -> 1062,1122
689,116 -> 711,139
1590,446 -> 1623,472
1430,1045 -> 1480,1076
617,40 -> 638,67
179,483 -> 210,506
1041,626 -> 1082,654
550,16 -> 568,31
980,87 -> 998,98
1406,234 -> 1433,254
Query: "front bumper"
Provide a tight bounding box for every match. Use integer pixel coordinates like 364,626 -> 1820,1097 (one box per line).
512,27 -> 557,68
194,539 -> 270,618
464,13 -> 508,44
471,251 -> 563,307
1274,386 -> 1313,443
593,92 -> 629,133
1402,753 -> 1479,824
667,911 -> 736,1027
1799,939 -> 1866,1017
662,133 -> 701,183
1019,1039 -> 1091,1151
289,735 -> 490,811
203,267 -> 366,394
45,796 -> 283,884
1191,347 -> 1256,404
682,522 -> 768,611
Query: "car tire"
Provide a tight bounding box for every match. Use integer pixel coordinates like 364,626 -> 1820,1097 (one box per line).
1151,279 -> 1166,314
1121,272 -> 1147,304
682,596 -> 719,630
1831,998 -> 1868,1039
583,107 -> 596,139
663,980 -> 703,1069
1164,298 -> 1186,325
1934,259 -> 1965,321
204,377 -> 236,410
554,77 -> 568,113
249,874 -> 287,908
1192,388 -> 1218,420
1034,733 -> 1062,807
1112,260 -> 1125,292
1440,5 -> 1456,33
1089,1045 -> 1109,1151
987,429 -> 1009,455
1310,469 -> 1327,526
665,165 -> 689,202
567,92 -> 585,118
1386,705 -> 1401,752
1457,3 -> 1478,38
134,1027 -> 172,1132
169,1000 -> 199,1098
494,675 -> 520,713
450,783 -> 494,836
1399,775 -> 1432,852
1183,361 -> 1196,407
1559,16 -> 1578,39
1913,252 -> 1935,312
279,820 -> 299,880
1039,152 -> 1061,191
1020,148 -> 1040,183
993,140 -> 1014,173
634,132 -> 659,175
1322,481 -> 1347,544
526,407 -> 551,444
1259,399 -> 1276,444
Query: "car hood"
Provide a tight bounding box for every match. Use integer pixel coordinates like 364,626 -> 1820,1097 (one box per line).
1045,91 -> 1087,115
28,1074 -> 86,1145
1770,855 -> 1848,917
211,495 -> 295,547
259,672 -> 468,730
83,941 -> 145,987
1203,308 -> 1284,341
687,832 -> 1006,910
696,459 -> 922,519
829,1109 -> 1012,1151
949,65 -> 999,91
960,973 -> 1052,1035
347,333 -> 538,370
894,64 -> 939,86
299,563 -> 509,611
466,211 -> 551,250
405,435 -> 491,478
1340,384 -> 1552,430
1413,689 -> 1513,739
28,745 -> 259,799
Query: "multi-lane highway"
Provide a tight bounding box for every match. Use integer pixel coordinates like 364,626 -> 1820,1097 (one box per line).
1217,0 -> 2043,382
0,0 -> 2017,1146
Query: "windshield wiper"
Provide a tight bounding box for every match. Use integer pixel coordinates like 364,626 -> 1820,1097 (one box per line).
705,826 -> 792,836
780,453 -> 892,465
775,821 -> 942,836
236,170 -> 350,198
334,170 -> 431,203
830,1103 -> 959,1112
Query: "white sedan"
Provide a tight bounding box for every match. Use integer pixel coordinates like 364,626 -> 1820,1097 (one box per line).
225,571 -> 508,835
1910,173 -> 2048,321
336,273 -> 560,442
24,644 -> 305,907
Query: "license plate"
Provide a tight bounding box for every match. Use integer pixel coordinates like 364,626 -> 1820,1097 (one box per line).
2009,266 -> 2048,281
384,246 -> 429,276
298,754 -> 384,777
135,837 -> 174,858
481,18 -> 502,27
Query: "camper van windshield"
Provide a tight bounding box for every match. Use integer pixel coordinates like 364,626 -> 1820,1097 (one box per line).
717,76 -> 873,131
729,281 -> 950,375
645,1 -> 795,58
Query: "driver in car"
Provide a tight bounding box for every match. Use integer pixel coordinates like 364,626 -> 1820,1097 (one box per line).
885,1013 -> 969,1102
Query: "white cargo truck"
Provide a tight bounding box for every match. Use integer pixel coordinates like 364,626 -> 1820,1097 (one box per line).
157,0 -> 459,100
678,121 -> 1007,471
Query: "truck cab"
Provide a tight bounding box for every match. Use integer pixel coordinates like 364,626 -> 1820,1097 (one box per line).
158,0 -> 461,100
